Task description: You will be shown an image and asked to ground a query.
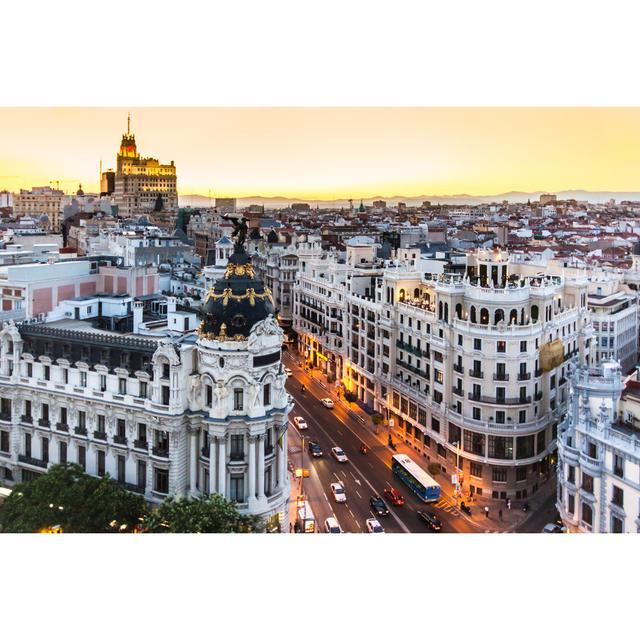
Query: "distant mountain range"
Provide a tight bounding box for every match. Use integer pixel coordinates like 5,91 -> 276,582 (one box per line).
178,190 -> 640,208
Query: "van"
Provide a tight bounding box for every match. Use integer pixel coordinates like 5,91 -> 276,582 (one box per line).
324,516 -> 343,533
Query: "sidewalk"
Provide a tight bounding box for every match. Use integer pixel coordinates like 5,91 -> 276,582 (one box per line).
288,353 -> 557,533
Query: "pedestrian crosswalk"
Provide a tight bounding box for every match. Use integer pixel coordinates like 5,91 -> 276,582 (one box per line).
435,498 -> 460,516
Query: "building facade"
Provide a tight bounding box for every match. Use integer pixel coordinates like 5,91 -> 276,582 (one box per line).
557,362 -> 640,532
13,187 -> 65,232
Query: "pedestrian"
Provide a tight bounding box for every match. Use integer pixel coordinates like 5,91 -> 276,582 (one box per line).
507,499 -> 512,510
498,509 -> 503,521
289,522 -> 293,533
484,506 -> 489,518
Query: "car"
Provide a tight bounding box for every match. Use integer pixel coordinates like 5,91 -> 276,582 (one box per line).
284,367 -> 293,377
542,523 -> 567,533
365,518 -> 385,533
331,446 -> 348,463
330,482 -> 347,503
324,517 -> 343,533
321,398 -> 335,409
383,487 -> 405,506
417,510 -> 442,532
369,495 -> 390,517
308,441 -> 323,457
293,416 -> 308,430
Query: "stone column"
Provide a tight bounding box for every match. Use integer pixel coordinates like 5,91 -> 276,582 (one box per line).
248,435 -> 257,503
257,433 -> 265,499
190,429 -> 198,494
217,435 -> 226,497
277,428 -> 287,488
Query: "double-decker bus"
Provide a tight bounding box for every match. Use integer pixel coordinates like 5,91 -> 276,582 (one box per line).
392,454 -> 441,502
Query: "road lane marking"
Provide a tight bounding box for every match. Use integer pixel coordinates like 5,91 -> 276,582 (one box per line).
336,429 -> 343,436
355,490 -> 362,499
341,470 -> 347,478
348,509 -> 356,518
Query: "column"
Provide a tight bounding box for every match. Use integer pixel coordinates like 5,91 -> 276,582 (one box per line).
208,434 -> 215,494
217,435 -> 226,497
276,427 -> 286,488
257,434 -> 265,499
248,436 -> 257,503
189,429 -> 198,494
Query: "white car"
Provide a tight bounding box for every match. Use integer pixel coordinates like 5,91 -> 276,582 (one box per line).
324,517 -> 343,533
293,416 -> 308,430
366,518 -> 385,533
284,368 -> 293,377
321,398 -> 335,409
542,523 -> 567,534
330,482 -> 347,503
331,446 -> 348,463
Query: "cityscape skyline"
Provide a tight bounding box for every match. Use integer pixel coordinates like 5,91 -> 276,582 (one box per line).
1,107 -> 640,199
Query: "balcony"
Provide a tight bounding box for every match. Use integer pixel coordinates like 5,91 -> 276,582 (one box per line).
200,446 -> 209,458
0,412 -> 11,422
469,369 -> 484,379
493,373 -> 509,381
468,393 -> 531,405
122,482 -> 146,495
55,422 -> 69,432
452,386 -> 464,397
18,454 -> 47,469
229,452 -> 245,462
113,435 -> 128,446
74,426 -> 87,436
453,363 -> 464,374
152,446 -> 169,458
396,340 -> 422,357
579,451 -> 603,475
93,430 -> 107,441
518,372 -> 531,381
20,414 -> 33,424
534,391 -> 543,401
38,418 -> 51,428
134,439 -> 148,450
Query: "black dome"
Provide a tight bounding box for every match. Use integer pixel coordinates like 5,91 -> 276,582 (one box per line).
198,246 -> 274,340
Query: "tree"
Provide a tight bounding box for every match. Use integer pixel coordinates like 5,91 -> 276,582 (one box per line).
140,494 -> 263,533
0,464 -> 146,533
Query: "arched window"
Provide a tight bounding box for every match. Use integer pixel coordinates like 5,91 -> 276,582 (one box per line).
480,308 -> 489,325
398,289 -> 405,302
443,302 -> 449,322
414,288 -> 420,299
438,301 -> 443,320
509,309 -> 518,324
494,309 -> 505,325
455,303 -> 463,319
470,306 -> 477,323
531,305 -> 539,322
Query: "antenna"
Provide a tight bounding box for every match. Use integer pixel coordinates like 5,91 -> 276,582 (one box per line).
127,112 -> 131,135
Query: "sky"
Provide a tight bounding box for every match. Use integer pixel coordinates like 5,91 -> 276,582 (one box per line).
1,107 -> 640,200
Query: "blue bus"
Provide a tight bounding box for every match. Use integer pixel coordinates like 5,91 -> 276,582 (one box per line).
392,454 -> 441,503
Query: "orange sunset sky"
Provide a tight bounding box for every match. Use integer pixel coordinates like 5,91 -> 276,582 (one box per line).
1,107 -> 639,199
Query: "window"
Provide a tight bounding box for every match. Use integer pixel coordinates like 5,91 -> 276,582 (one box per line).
582,473 -> 594,494
613,454 -> 624,478
488,435 -> 513,460
588,441 -> 597,459
117,419 -> 126,439
24,400 -> 31,419
473,338 -> 482,351
536,430 -> 546,454
117,455 -> 126,483
581,502 -> 593,526
162,386 -> 170,405
472,407 -> 481,421
230,434 -> 244,461
612,485 -> 624,508
25,433 -> 31,457
27,362 -> 33,378
206,384 -> 213,407
230,475 -> 245,502
119,378 -> 127,395
43,365 -> 50,381
0,430 -> 9,452
63,368 -> 68,384
458,335 -> 463,346
470,462 -> 482,478
516,435 -> 534,459
431,417 -> 440,433
60,407 -> 67,425
139,380 -> 147,398
162,363 -> 170,379
59,441 -> 67,464
154,467 -> 169,494
97,450 -> 105,477
497,341 -> 506,353
448,423 -> 461,445
137,460 -> 147,490
492,468 -> 507,482
495,411 -> 505,424
567,465 -> 575,484
78,445 -> 86,470
100,375 -> 107,392
263,383 -> 271,406
233,388 -> 244,411
519,410 -> 526,424
611,515 -> 623,533
520,340 -> 527,353
41,403 -> 49,422
80,371 -> 87,387
137,423 -> 147,443
97,414 -> 105,433
78,411 -> 86,428
567,493 -> 575,515
516,466 -> 527,481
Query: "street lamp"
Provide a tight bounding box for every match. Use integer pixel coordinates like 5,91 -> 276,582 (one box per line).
452,441 -> 461,507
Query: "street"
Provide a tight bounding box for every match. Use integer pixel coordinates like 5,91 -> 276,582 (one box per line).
283,351 -> 481,533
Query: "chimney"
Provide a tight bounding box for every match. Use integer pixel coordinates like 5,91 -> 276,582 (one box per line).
133,301 -> 144,334
167,296 -> 177,313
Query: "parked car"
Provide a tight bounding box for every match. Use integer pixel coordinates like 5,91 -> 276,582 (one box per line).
369,495 -> 390,517
308,441 -> 323,457
293,416 -> 308,430
324,517 -> 343,533
542,523 -> 567,533
321,398 -> 335,409
331,446 -> 348,463
365,518 -> 385,533
383,487 -> 405,506
330,482 -> 347,503
284,368 -> 293,377
417,510 -> 442,532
